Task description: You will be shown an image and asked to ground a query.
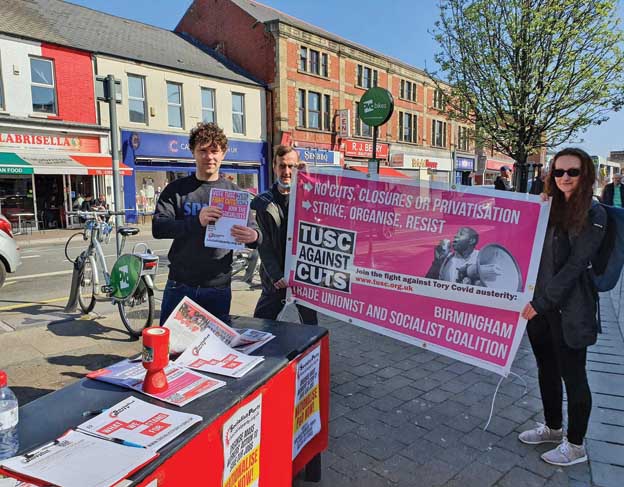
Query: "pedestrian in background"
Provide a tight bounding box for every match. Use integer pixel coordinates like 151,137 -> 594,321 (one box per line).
494,166 -> 513,191
520,147 -> 606,466
600,172 -> 623,207
251,145 -> 317,325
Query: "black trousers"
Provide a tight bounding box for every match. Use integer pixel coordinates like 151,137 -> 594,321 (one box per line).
254,288 -> 318,325
527,311 -> 592,445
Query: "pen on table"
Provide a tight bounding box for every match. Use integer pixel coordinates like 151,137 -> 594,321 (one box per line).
82,408 -> 108,417
78,429 -> 146,448
23,439 -> 59,459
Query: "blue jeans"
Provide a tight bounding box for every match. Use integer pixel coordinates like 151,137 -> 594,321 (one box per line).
160,279 -> 232,325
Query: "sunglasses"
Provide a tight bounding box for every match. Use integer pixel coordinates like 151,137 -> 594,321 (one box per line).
553,168 -> 581,178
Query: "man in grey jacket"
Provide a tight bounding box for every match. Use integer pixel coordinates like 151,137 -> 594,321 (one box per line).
251,145 -> 317,324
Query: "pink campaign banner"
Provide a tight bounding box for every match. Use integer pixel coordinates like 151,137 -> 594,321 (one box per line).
284,168 -> 550,376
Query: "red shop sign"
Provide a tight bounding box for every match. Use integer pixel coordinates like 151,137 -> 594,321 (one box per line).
343,140 -> 389,159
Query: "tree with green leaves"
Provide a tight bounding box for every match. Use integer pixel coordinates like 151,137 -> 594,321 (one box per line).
432,0 -> 624,191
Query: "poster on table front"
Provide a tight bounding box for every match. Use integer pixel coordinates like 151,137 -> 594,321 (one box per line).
222,395 -> 262,487
292,344 -> 321,459
284,168 -> 550,376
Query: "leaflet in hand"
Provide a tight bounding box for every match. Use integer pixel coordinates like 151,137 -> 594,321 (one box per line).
174,328 -> 265,378
204,188 -> 250,250
87,359 -> 226,407
0,430 -> 157,487
164,296 -> 274,354
77,396 -> 202,451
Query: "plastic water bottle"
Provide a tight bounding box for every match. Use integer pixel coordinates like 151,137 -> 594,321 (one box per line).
0,370 -> 19,459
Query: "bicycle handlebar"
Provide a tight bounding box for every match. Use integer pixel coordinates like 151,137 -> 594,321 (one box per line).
67,210 -> 130,217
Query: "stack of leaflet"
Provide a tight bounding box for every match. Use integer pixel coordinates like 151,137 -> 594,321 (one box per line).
87,360 -> 226,407
174,327 -> 265,378
0,397 -> 200,487
164,296 -> 274,354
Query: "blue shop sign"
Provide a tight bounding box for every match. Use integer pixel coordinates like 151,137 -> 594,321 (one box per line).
296,148 -> 339,165
455,156 -> 475,171
122,130 -> 266,163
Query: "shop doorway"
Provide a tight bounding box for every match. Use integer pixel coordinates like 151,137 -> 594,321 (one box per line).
35,175 -> 65,229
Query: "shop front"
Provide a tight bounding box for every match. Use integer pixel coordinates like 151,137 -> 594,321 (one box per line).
121,130 -> 268,222
0,127 -> 120,229
295,148 -> 341,167
454,155 -> 475,186
389,148 -> 453,184
341,139 -> 389,168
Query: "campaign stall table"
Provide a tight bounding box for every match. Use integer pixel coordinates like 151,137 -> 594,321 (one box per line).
1,317 -> 329,486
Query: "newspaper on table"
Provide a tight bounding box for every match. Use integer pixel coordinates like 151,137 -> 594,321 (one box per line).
77,396 -> 202,451
0,479 -> 38,487
87,359 -> 226,407
164,296 -> 274,354
204,188 -> 250,250
0,429 -> 158,487
174,328 -> 265,378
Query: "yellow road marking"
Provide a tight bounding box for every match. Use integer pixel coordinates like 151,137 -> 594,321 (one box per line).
0,296 -> 68,312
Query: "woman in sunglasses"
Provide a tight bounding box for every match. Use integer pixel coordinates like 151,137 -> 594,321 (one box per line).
519,147 -> 606,466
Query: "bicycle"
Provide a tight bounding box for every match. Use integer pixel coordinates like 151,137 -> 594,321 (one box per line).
64,210 -> 159,338
231,248 -> 259,284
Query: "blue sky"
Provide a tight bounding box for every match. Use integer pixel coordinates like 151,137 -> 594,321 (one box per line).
69,0 -> 623,158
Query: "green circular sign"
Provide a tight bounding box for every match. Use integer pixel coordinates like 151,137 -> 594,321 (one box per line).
357,87 -> 394,127
109,254 -> 142,300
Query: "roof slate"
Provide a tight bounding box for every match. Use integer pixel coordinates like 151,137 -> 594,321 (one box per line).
0,0 -> 261,86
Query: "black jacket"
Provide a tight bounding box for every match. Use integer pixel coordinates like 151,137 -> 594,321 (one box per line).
494,176 -> 512,191
531,204 -> 607,348
601,183 -> 624,206
152,175 -> 259,288
251,184 -> 287,292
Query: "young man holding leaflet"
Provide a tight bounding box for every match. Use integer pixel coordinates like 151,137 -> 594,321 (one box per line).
251,145 -> 317,324
153,123 -> 260,324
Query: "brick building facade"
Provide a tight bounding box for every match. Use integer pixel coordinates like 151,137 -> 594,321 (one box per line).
177,0 -> 477,185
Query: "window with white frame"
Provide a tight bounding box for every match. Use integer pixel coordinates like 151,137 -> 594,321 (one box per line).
400,79 -> 417,102
357,64 -> 378,89
201,87 -> 216,123
298,89 -> 331,131
127,74 -> 147,123
167,82 -> 183,128
232,92 -> 245,134
458,125 -> 470,151
399,112 -> 417,143
298,89 -> 306,127
0,53 -> 4,110
431,119 -> 447,147
299,46 -> 329,77
30,57 -> 57,114
355,102 -> 372,137
433,88 -> 445,110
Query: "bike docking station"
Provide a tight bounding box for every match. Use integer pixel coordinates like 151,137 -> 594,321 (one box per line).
64,210 -> 159,338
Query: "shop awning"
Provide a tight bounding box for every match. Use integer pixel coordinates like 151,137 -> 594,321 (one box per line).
71,155 -> 133,176
348,165 -> 409,178
17,152 -> 87,175
0,153 -> 34,175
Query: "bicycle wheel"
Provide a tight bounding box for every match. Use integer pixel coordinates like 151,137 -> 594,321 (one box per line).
77,257 -> 96,313
118,277 -> 155,338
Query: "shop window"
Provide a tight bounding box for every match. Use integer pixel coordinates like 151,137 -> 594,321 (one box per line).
399,112 -> 417,143
201,88 -> 216,124
433,88 -> 445,110
458,126 -> 470,151
232,92 -> 245,134
167,82 -> 183,128
400,79 -> 417,102
355,102 -> 372,137
128,74 -> 146,124
431,119 -> 447,148
357,64 -> 378,89
30,57 -> 57,114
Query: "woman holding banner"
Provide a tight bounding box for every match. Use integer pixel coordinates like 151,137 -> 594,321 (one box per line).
520,147 -> 606,467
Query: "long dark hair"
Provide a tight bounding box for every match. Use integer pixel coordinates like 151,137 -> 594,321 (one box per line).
545,147 -> 595,234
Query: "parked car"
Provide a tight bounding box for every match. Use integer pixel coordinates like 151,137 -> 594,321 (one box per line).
0,213 -> 22,287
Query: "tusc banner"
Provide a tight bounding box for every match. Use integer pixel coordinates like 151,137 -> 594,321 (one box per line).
284,168 -> 550,376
